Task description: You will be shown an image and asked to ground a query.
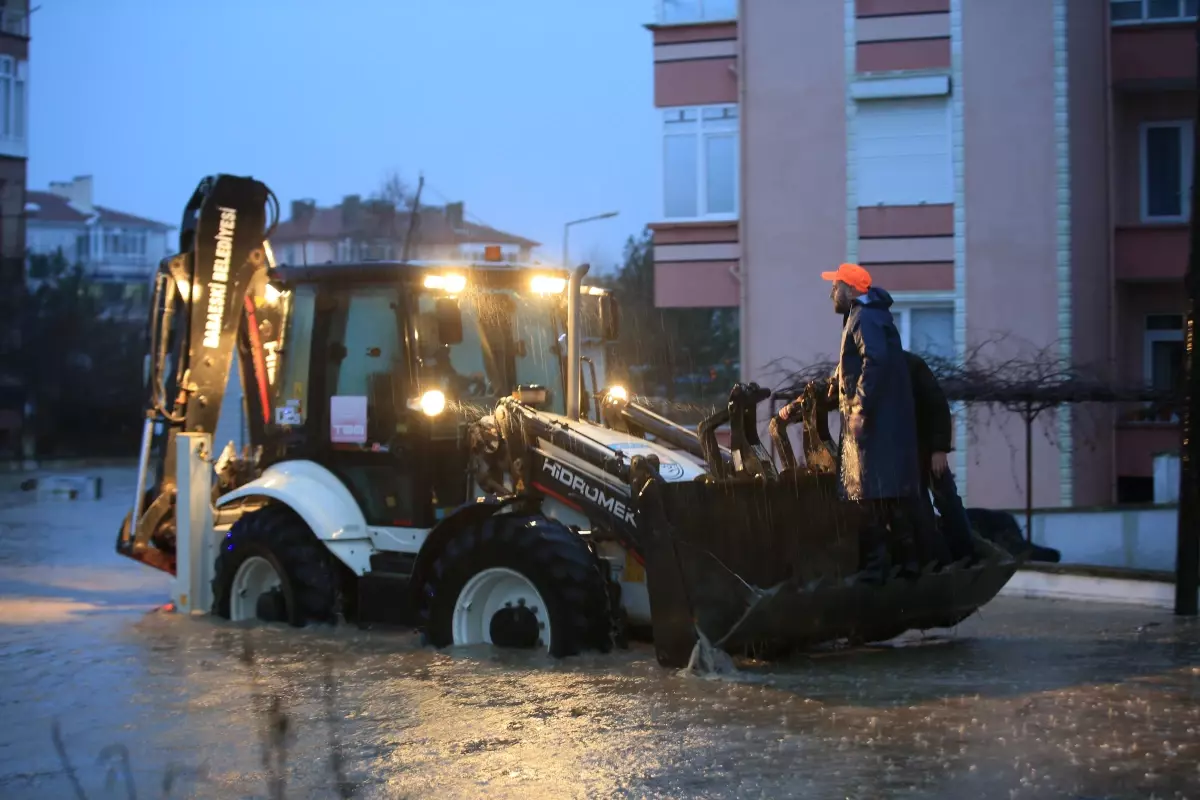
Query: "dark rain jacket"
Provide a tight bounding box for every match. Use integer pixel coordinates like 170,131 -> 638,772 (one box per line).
904,350 -> 954,481
835,287 -> 921,501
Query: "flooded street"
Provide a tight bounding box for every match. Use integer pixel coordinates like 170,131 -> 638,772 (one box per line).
1,468 -> 1199,799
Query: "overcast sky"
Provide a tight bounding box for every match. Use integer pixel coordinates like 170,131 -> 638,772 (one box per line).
29,0 -> 656,273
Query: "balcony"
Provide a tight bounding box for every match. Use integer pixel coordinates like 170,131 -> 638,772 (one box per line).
655,0 -> 737,26
1114,224 -> 1189,280
1111,0 -> 1197,87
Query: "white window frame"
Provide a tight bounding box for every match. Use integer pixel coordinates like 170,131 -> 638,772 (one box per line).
656,0 -> 737,25
1112,0 -> 1198,25
661,103 -> 739,223
1143,315 -> 1184,384
1140,120 -> 1194,223
888,294 -> 956,354
0,56 -> 26,142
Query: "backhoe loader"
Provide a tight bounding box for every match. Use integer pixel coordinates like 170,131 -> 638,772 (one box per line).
117,174 -> 1017,668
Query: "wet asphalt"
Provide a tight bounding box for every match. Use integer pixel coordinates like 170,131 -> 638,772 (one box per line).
0,467 -> 1198,799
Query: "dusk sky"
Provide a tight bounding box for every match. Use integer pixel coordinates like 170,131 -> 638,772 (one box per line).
30,0 -> 656,273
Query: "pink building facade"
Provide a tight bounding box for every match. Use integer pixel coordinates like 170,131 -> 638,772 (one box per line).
648,0 -> 1193,509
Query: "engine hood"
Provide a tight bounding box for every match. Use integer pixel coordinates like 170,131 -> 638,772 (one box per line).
535,413 -> 709,482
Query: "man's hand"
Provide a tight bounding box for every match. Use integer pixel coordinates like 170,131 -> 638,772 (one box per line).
931,451 -> 949,477
848,411 -> 865,439
778,404 -> 792,422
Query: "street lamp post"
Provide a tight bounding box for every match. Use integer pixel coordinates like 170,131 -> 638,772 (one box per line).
562,211 -> 619,267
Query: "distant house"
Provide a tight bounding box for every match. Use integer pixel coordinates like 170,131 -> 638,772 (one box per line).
269,196 -> 540,266
26,175 -> 174,309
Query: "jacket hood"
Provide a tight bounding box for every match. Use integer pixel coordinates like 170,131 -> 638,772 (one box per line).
857,286 -> 894,309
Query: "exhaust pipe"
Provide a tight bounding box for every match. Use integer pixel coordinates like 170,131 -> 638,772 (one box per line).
566,263 -> 590,421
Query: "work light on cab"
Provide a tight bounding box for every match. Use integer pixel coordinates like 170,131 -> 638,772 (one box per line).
530,275 -> 567,295
424,273 -> 467,294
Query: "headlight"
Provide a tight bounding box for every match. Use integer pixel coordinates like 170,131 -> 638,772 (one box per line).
606,385 -> 628,402
418,390 -> 446,416
530,275 -> 567,294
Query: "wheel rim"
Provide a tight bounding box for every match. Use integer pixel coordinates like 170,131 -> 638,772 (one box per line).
452,567 -> 551,652
230,555 -> 283,622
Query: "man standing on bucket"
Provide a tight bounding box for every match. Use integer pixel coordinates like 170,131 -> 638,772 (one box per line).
819,263 -> 948,579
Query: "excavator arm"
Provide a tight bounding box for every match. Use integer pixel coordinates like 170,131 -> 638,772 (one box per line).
117,174 -> 280,574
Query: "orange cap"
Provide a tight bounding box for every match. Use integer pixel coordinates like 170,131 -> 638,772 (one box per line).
820,263 -> 872,294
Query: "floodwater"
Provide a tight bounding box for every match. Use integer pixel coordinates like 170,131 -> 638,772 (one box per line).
1,468 -> 1198,799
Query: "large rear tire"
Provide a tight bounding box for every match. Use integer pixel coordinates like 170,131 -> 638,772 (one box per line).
212,504 -> 338,626
420,514 -> 615,658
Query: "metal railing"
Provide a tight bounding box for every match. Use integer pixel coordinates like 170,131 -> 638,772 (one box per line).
655,0 -> 737,26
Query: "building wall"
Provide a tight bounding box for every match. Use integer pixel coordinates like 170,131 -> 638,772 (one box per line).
0,155 -> 24,356
28,221 -> 173,282
1067,0 -> 1116,507
648,1 -> 1192,509
740,0 -> 846,383
959,0 -> 1063,510
27,223 -> 79,257
650,19 -> 740,309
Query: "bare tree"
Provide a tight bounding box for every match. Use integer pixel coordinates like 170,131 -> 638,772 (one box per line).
766,334 -> 1180,540
374,169 -> 411,208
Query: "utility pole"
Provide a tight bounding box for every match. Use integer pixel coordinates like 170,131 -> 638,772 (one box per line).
1173,14 -> 1200,616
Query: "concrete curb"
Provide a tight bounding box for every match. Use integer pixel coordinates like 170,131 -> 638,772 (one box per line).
1000,568 -> 1185,610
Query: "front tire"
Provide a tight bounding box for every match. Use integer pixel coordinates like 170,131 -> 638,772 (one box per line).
421,514 -> 615,658
212,504 -> 338,626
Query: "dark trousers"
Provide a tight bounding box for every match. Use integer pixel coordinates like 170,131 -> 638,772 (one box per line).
921,468 -> 976,563
858,495 -> 950,575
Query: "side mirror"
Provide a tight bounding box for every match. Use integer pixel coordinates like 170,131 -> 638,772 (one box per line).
599,294 -> 619,341
435,297 -> 463,345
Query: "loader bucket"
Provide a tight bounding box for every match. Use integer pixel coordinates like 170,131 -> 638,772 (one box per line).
638,470 -> 1020,667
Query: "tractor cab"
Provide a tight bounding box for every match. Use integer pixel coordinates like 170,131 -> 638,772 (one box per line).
252,261 -> 618,529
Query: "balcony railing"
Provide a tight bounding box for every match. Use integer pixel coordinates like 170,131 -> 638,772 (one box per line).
1112,0 -> 1198,25
655,0 -> 737,26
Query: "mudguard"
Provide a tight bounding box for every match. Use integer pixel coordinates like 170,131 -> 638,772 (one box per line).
215,460 -> 374,575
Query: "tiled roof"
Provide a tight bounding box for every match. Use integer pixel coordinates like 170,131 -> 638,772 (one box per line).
25,191 -> 89,223
94,205 -> 173,230
25,191 -> 172,230
271,203 -> 540,248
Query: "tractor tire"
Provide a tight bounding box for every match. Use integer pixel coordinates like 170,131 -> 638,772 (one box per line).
420,513 -> 615,658
211,504 -> 338,627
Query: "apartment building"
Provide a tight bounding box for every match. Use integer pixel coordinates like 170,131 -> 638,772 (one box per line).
648,0 -> 1194,510
271,197 -> 539,267
0,0 -> 29,454
26,176 -> 175,311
